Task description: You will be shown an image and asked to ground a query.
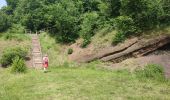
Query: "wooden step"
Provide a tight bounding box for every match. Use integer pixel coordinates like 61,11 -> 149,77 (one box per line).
33,51 -> 41,53
34,59 -> 42,62
31,34 -> 43,69
33,54 -> 42,57
33,49 -> 40,52
34,62 -> 43,64
33,45 -> 40,47
33,48 -> 40,50
33,57 -> 42,60
32,52 -> 41,55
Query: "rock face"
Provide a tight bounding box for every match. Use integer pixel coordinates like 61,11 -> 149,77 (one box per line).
74,35 -> 170,63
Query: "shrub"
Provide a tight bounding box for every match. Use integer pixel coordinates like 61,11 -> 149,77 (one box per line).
8,24 -> 25,34
79,12 -> 99,47
0,47 -> 28,67
114,16 -> 138,36
135,64 -> 165,82
112,32 -> 126,44
0,11 -> 11,32
3,33 -> 13,40
112,16 -> 138,44
3,33 -> 30,41
11,56 -> 27,73
67,48 -> 73,55
120,0 -> 163,30
80,37 -> 91,48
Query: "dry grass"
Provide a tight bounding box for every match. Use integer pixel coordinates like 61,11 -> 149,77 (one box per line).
39,32 -> 69,67
91,29 -> 117,51
0,38 -> 31,57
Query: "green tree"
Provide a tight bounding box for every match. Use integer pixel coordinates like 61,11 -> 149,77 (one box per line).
120,0 -> 163,30
0,11 -> 11,32
79,12 -> 99,47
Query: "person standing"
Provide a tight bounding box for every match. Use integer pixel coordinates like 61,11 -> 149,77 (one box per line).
43,54 -> 49,72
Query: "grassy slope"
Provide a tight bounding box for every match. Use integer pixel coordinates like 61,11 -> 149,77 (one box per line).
0,34 -> 31,58
0,67 -> 170,100
39,33 -> 69,67
0,31 -> 170,100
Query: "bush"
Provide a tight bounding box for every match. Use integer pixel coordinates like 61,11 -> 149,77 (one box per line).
11,56 -> 27,73
114,16 -> 138,36
112,16 -> 138,44
79,12 -> 99,47
3,33 -> 30,41
7,24 -> 25,34
112,32 -> 126,44
0,11 -> 11,32
67,48 -> 73,55
120,0 -> 163,30
81,39 -> 91,48
135,64 -> 165,82
3,33 -> 13,40
0,47 -> 28,67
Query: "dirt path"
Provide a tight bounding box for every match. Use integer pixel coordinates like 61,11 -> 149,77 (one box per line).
31,34 -> 43,69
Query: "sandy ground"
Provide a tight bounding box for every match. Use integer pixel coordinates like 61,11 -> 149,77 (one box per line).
112,52 -> 170,78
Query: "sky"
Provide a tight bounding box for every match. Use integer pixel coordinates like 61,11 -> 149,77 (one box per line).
0,0 -> 7,8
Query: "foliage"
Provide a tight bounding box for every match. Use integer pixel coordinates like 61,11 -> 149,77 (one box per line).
0,0 -> 170,45
160,0 -> 170,25
135,64 -> 166,82
0,47 -> 28,67
3,33 -> 30,41
79,12 -> 99,47
0,11 -> 11,32
113,16 -> 138,44
7,24 -> 25,34
112,32 -> 126,44
67,48 -> 73,55
114,16 -> 138,35
11,56 -> 27,73
120,0 -> 163,30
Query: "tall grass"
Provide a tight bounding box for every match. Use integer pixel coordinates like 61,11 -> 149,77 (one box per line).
39,32 -> 68,67
3,33 -> 30,41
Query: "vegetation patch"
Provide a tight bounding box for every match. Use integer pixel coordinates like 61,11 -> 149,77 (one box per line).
0,47 -> 28,67
67,48 -> 73,55
11,56 -> 27,73
135,64 -> 166,82
3,33 -> 30,41
0,66 -> 170,100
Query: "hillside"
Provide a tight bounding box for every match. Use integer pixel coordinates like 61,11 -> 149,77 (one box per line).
0,0 -> 170,99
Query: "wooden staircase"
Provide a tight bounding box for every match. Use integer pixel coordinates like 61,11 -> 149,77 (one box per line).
31,34 -> 43,69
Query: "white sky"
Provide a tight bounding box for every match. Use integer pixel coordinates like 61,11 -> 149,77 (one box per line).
0,0 -> 7,8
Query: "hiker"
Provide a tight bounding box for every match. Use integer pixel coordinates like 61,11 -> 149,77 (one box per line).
43,54 -> 49,71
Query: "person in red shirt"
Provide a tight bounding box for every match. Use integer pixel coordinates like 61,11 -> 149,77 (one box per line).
43,54 -> 49,72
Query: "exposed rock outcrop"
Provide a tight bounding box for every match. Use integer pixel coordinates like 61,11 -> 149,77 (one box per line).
73,35 -> 170,63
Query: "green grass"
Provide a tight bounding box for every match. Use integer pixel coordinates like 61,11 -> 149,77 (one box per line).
39,32 -> 69,67
0,66 -> 170,100
1,31 -> 170,100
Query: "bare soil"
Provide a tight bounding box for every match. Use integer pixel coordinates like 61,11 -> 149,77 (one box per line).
68,35 -> 170,78
112,52 -> 170,78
